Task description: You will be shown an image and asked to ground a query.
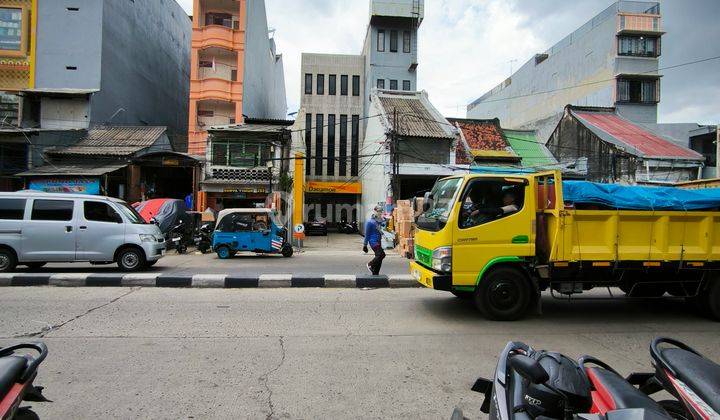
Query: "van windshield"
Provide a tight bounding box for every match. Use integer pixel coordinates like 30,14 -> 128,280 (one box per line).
116,202 -> 146,224
416,177 -> 462,232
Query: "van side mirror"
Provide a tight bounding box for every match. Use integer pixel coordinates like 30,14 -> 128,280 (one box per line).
422,192 -> 434,213
510,355 -> 549,385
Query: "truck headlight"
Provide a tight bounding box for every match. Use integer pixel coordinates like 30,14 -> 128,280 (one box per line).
139,234 -> 156,242
431,247 -> 452,272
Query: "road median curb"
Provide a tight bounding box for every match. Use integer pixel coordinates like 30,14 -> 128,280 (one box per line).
0,273 -> 420,289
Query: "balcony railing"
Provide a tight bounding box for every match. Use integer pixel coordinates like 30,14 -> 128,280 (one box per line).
192,25 -> 245,51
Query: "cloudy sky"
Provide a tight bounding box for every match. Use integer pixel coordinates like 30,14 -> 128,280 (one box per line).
177,0 -> 720,124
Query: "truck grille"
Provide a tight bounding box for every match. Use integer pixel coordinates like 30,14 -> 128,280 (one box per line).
414,245 -> 432,268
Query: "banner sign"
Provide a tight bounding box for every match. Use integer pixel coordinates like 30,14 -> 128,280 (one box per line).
28,178 -> 101,195
305,181 -> 362,194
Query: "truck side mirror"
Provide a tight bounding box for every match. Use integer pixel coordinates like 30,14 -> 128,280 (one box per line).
423,192 -> 434,213
510,355 -> 549,385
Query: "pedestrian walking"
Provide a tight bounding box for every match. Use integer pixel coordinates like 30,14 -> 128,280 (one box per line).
363,205 -> 386,275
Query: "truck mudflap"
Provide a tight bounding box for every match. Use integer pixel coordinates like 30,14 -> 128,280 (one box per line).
410,260 -> 452,291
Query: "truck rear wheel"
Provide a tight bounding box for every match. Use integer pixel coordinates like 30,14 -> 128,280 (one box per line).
474,267 -> 531,321
703,278 -> 720,321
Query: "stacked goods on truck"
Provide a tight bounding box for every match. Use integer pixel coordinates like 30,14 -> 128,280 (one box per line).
410,170 -> 720,321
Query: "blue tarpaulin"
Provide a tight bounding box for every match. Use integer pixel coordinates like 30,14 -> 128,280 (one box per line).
562,181 -> 720,211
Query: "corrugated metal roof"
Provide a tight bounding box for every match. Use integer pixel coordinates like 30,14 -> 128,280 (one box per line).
16,160 -> 128,176
208,123 -> 289,133
377,92 -> 455,140
503,129 -> 558,168
572,110 -> 703,161
50,126 -> 167,156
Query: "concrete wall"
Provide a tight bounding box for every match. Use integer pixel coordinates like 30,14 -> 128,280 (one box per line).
360,101 -> 390,214
242,0 -> 287,120
40,97 -> 90,129
35,0 -> 191,148
92,0 -> 191,147
467,2 -> 660,141
34,0 -> 103,90
297,53 -> 365,180
363,16 -> 419,116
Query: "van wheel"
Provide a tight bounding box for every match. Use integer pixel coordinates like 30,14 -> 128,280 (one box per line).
474,267 -> 531,321
216,245 -> 232,259
0,248 -> 17,273
117,247 -> 146,272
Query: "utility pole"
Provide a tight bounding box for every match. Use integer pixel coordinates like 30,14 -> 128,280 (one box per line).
391,108 -> 399,204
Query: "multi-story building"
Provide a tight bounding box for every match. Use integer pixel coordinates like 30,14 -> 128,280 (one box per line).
467,1 -> 664,142
0,0 -> 192,192
189,0 -> 287,156
290,0 -> 424,224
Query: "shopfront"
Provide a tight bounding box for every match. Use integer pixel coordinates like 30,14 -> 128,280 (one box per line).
304,181 -> 362,223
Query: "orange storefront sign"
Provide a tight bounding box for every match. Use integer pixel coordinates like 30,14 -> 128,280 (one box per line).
305,181 -> 362,194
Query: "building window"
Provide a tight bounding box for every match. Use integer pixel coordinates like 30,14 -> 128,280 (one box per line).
351,115 -> 359,176
0,7 -> 23,53
0,143 -> 27,175
403,31 -> 411,53
315,114 -> 324,176
197,110 -> 214,117
304,73 -> 312,94
377,29 -> 385,52
390,30 -> 398,52
317,74 -> 324,95
212,142 -> 270,167
231,69 -> 238,82
618,36 -> 660,57
617,78 -> 659,103
328,74 -> 337,95
402,80 -> 411,91
305,113 -> 312,175
327,115 -> 336,176
339,115 -> 348,177
377,79 -> 385,89
205,12 -> 233,28
340,75 -> 348,96
352,75 -> 360,96
389,80 -> 398,90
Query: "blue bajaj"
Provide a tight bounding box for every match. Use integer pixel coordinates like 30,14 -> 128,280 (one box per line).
212,208 -> 293,259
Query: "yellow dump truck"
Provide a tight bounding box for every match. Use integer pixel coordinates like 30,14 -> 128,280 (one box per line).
410,171 -> 720,321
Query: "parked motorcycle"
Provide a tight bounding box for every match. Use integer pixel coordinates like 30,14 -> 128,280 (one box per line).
0,342 -> 49,420
465,341 -> 671,420
336,219 -> 358,234
194,224 -> 213,254
167,220 -> 189,254
642,337 -> 720,420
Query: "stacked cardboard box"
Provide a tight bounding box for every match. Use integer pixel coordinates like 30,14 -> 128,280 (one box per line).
394,200 -> 416,258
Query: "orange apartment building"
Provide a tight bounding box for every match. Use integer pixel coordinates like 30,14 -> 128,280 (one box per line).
189,0 -> 247,155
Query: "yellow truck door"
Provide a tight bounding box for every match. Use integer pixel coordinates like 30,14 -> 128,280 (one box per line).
452,177 -> 535,287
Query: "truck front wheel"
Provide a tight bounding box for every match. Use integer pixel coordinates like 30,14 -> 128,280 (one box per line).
474,267 -> 531,321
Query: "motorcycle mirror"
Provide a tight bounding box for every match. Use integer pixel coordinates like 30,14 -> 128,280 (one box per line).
510,355 -> 549,385
422,192 -> 433,213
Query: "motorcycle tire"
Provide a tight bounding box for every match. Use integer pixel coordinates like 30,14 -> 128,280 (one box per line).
177,245 -> 187,255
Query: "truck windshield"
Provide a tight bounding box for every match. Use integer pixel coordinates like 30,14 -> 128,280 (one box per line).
416,177 -> 462,231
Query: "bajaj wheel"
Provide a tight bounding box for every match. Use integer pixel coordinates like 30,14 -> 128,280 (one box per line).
474,267 -> 531,321
216,245 -> 232,259
281,244 -> 293,258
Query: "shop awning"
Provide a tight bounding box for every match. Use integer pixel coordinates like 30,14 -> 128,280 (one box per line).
16,160 -> 129,177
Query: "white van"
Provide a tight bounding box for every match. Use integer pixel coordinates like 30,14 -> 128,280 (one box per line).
0,191 -> 166,272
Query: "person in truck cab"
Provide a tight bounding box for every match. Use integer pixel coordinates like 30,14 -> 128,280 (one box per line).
462,189 -> 519,228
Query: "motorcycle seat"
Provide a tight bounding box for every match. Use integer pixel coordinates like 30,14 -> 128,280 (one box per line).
0,356 -> 26,397
661,348 -> 720,412
586,367 -> 665,413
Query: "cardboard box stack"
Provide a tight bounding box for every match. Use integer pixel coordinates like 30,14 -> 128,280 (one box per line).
394,200 -> 415,258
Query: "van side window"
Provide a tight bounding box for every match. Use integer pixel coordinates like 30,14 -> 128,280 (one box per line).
0,198 -> 26,220
31,200 -> 74,221
84,201 -> 120,223
459,180 -> 525,229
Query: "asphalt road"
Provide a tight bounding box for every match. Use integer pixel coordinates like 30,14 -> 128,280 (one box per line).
1,288 -> 719,419
10,234 -> 409,276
